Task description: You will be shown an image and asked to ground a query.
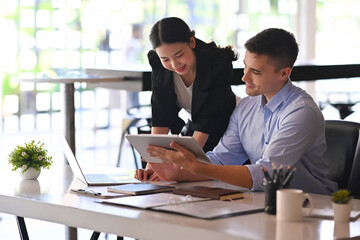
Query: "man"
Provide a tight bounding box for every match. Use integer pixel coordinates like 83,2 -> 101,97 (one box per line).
142,28 -> 337,195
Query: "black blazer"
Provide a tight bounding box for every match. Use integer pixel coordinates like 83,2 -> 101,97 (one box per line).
148,38 -> 237,151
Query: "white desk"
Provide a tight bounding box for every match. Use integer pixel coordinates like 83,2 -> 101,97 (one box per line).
1,164 -> 360,240
17,74 -> 142,240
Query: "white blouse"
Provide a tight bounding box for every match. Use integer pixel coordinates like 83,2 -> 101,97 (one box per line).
173,72 -> 193,119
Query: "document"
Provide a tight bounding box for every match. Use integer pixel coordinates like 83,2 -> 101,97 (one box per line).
153,200 -> 264,219
99,192 -> 264,219
100,192 -> 207,209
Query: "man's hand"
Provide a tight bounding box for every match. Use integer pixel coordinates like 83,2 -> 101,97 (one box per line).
146,141 -> 202,174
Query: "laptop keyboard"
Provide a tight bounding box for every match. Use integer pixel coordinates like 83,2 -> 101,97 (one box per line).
85,174 -> 116,183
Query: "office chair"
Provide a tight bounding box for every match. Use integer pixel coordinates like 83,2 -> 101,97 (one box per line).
116,104 -> 151,169
348,129 -> 360,199
324,120 -> 360,198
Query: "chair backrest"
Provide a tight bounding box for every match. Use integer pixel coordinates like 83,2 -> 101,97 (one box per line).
348,133 -> 360,199
325,120 -> 360,198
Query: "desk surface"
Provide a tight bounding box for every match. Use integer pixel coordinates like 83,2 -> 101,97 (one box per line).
17,76 -> 125,84
16,63 -> 360,92
17,72 -> 144,92
1,165 -> 360,240
86,63 -> 360,91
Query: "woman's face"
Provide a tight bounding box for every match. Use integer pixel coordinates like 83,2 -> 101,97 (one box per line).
155,37 -> 196,77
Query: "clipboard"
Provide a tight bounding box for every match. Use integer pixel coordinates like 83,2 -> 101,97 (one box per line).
125,134 -> 211,164
99,192 -> 264,219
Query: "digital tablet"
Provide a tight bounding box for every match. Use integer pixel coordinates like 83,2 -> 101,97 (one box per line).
125,134 -> 210,164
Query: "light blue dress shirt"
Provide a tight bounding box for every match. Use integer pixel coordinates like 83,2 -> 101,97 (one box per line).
207,80 -> 337,195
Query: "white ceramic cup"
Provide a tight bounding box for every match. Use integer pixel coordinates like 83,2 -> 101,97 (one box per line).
276,189 -> 313,222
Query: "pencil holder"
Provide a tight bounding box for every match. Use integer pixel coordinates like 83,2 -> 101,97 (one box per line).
262,164 -> 296,215
265,182 -> 278,215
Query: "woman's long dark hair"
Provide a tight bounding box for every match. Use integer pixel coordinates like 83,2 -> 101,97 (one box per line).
149,17 -> 238,61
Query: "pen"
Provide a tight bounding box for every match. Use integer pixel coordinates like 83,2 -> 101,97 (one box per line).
278,164 -> 284,184
284,165 -> 291,179
261,166 -> 272,183
72,189 -> 102,196
272,162 -> 278,185
282,167 -> 296,188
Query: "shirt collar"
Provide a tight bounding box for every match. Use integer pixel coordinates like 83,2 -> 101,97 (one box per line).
262,79 -> 292,112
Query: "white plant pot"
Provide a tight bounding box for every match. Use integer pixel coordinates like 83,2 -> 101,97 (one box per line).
19,166 -> 41,180
332,202 -> 351,223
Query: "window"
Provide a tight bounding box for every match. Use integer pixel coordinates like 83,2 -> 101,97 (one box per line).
1,0 -> 359,135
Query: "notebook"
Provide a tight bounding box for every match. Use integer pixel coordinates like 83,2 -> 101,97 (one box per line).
107,183 -> 176,195
173,186 -> 244,201
125,134 -> 211,164
61,135 -> 141,186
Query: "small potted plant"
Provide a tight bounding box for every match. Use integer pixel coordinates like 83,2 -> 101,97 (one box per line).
8,140 -> 53,180
332,189 -> 352,222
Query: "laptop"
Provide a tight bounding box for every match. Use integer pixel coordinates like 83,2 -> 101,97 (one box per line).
61,135 -> 141,186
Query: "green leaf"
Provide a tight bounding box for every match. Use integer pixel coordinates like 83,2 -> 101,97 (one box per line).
332,189 -> 352,204
8,140 -> 53,173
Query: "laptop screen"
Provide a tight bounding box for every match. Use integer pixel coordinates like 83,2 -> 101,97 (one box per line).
61,135 -> 88,185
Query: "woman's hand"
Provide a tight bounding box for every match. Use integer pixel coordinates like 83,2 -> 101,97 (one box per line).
134,168 -> 161,181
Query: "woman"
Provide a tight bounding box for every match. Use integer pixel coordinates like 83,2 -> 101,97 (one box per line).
135,17 -> 239,181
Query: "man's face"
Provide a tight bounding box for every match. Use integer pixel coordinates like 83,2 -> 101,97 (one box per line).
242,50 -> 289,102
155,37 -> 196,77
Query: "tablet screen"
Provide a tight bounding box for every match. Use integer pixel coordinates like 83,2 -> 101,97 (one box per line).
125,134 -> 210,164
